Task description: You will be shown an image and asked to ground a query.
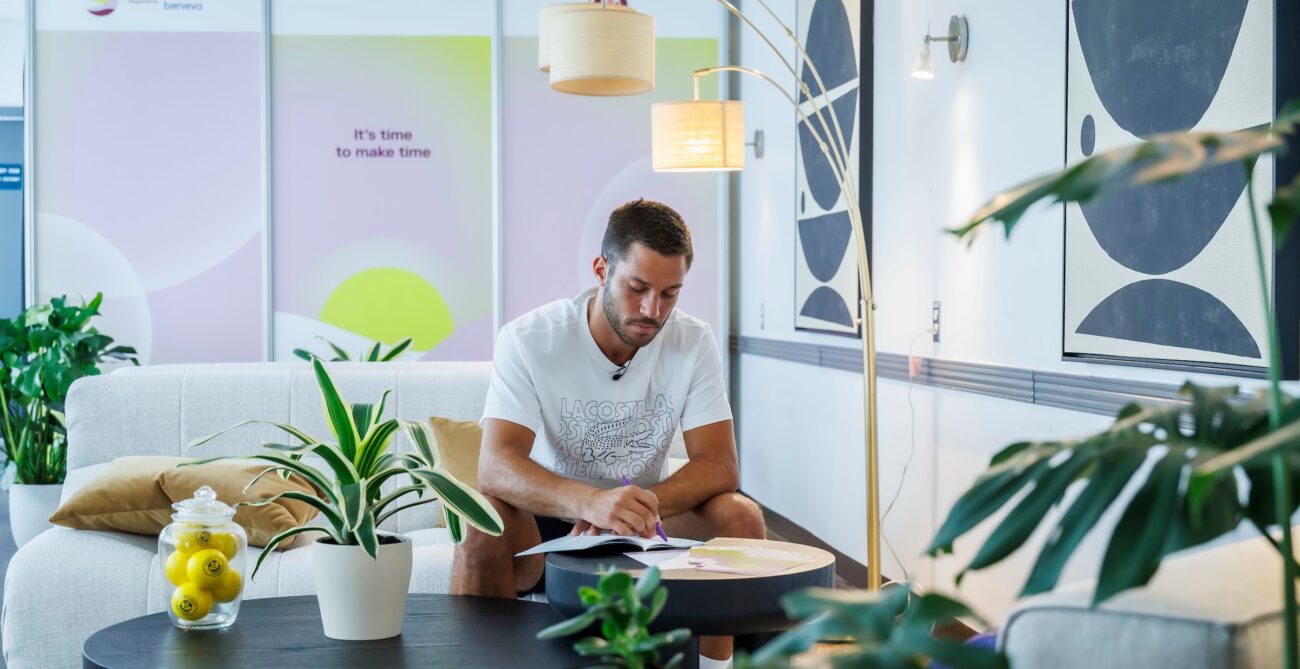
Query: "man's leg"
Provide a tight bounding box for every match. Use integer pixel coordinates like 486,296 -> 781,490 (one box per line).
662,492 -> 768,663
452,493 -> 545,597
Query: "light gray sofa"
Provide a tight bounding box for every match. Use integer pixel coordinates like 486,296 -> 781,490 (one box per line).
2,362 -> 494,668
998,528 -> 1289,668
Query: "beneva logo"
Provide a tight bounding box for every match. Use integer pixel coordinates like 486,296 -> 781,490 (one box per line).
85,0 -> 118,16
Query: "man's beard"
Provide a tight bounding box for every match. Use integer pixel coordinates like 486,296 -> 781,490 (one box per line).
602,288 -> 664,348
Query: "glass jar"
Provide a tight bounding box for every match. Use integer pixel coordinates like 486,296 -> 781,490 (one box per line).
158,485 -> 248,630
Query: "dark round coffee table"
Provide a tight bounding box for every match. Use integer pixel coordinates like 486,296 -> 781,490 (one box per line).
546,538 -> 836,637
83,594 -> 582,668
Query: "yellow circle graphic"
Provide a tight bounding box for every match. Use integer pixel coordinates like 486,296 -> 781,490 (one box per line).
320,268 -> 454,351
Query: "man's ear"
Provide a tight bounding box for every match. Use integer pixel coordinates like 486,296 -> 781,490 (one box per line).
593,256 -> 609,286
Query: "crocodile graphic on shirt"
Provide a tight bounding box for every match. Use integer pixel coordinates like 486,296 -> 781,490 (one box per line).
556,394 -> 675,480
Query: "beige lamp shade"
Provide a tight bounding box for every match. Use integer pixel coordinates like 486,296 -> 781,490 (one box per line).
537,3 -> 595,73
651,100 -> 745,172
548,5 -> 654,96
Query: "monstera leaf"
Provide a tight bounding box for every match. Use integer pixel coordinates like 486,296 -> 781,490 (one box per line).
928,383 -> 1300,604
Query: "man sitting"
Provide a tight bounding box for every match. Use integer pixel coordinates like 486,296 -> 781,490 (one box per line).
454,198 -> 766,668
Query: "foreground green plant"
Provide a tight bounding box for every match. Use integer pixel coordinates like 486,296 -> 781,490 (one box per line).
293,336 -> 413,362
537,566 -> 690,669
188,358 -> 503,577
940,99 -> 1300,666
0,293 -> 138,484
740,585 -> 1005,669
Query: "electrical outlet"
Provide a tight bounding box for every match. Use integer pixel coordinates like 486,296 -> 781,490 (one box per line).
931,301 -> 941,342
760,302 -> 766,331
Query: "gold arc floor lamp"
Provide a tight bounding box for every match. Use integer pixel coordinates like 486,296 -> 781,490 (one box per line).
540,0 -> 882,592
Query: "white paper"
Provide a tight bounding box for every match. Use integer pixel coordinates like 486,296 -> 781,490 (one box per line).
623,549 -> 691,567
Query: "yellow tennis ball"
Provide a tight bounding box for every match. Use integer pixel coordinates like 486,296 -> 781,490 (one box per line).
171,584 -> 212,621
174,527 -> 213,554
208,532 -> 238,560
164,550 -> 190,587
211,568 -> 242,603
186,549 -> 229,590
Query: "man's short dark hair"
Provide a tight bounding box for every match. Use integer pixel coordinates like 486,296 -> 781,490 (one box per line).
601,199 -> 694,270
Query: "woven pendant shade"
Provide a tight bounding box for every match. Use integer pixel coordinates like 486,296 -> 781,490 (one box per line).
548,5 -> 654,96
651,100 -> 745,172
537,3 -> 592,73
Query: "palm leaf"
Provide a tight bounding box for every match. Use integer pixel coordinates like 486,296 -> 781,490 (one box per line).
380,338 -> 413,361
186,418 -> 319,450
237,489 -> 346,535
401,420 -> 441,468
250,526 -> 336,579
443,505 -> 463,542
311,358 -> 359,461
353,508 -> 379,559
376,496 -> 441,528
408,467 -> 503,536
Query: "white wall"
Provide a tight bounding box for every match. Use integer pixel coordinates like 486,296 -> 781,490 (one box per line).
735,0 -> 1293,623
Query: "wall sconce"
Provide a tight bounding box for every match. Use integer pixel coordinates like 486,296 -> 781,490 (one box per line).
911,15 -> 969,80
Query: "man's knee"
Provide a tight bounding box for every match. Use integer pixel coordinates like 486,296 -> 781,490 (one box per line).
705,492 -> 766,540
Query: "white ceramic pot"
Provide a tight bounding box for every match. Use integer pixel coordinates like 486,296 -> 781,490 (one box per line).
10,483 -> 63,548
312,533 -> 413,640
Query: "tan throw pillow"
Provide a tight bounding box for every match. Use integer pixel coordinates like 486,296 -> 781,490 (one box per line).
50,455 -> 320,549
427,417 -> 482,490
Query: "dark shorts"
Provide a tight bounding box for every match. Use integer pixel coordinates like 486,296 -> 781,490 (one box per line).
519,516 -> 575,596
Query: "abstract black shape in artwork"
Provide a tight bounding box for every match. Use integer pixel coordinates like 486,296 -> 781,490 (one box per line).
798,91 -> 858,212
1072,0 -> 1247,136
798,211 -> 852,282
1079,158 -> 1247,275
1076,279 -> 1260,358
1080,114 -> 1096,156
800,286 -> 854,328
798,0 -> 857,104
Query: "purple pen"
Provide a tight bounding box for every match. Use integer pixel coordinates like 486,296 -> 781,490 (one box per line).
620,475 -> 669,541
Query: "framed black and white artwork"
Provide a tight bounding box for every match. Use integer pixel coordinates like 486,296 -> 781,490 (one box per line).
1064,0 -> 1300,377
793,0 -> 866,337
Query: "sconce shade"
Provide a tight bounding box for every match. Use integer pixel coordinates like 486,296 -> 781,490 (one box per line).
548,4 -> 655,96
911,40 -> 934,80
651,100 -> 745,172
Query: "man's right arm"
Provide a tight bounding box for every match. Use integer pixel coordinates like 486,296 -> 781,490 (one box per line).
477,418 -> 661,537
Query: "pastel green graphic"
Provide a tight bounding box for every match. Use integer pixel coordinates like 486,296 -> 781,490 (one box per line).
320,268 -> 453,350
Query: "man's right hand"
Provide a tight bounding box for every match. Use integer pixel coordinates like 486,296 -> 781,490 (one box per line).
578,485 -> 661,537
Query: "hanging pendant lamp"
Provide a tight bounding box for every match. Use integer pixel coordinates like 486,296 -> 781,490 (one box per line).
542,1 -> 654,96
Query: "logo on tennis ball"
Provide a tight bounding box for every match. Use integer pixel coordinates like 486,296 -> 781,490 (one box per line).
186,549 -> 228,589
198,530 -> 213,545
85,0 -> 118,16
171,584 -> 213,621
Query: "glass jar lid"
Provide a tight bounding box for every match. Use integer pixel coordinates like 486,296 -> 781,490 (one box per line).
171,485 -> 236,523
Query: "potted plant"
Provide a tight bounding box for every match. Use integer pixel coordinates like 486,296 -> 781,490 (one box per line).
537,566 -> 692,669
932,101 -> 1300,664
739,584 -> 1006,669
188,358 -> 504,640
0,293 -> 138,546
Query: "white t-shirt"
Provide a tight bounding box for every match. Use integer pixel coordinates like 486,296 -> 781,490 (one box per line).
482,287 -> 732,489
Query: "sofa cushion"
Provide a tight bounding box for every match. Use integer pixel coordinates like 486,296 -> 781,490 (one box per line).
49,456 -> 319,548
427,416 -> 482,489
999,531 -> 1288,668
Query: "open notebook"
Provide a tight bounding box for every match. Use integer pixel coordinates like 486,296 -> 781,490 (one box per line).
516,532 -> 701,557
